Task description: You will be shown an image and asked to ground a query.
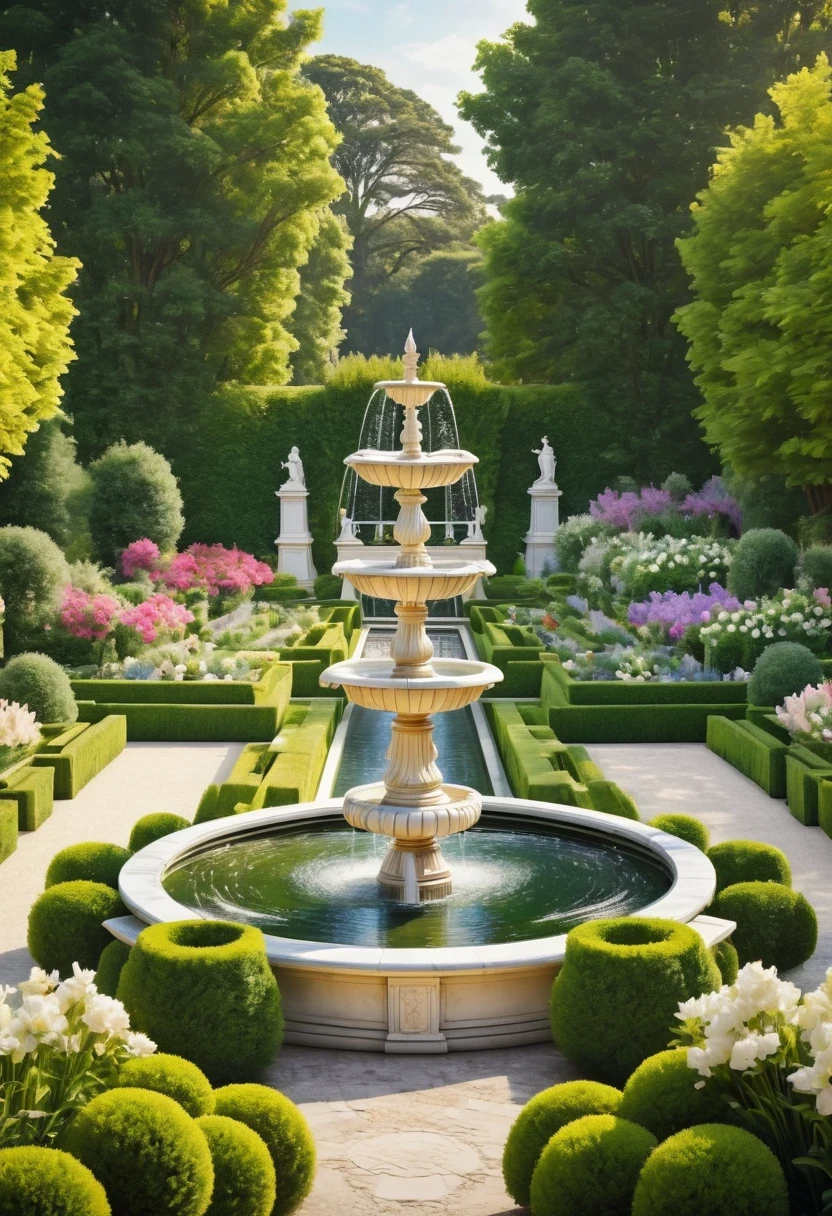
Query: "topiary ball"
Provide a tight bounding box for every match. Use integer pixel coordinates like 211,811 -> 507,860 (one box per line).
0,1145 -> 111,1215
712,939 -> 739,985
502,1080 -> 623,1206
529,1114 -> 656,1216
710,882 -> 817,971
46,843 -> 132,890
727,528 -> 798,601
28,881 -> 126,975
96,940 -> 131,998
747,641 -> 823,708
213,1084 -> 315,1216
799,546 -> 832,593
115,1054 -> 215,1118
61,1088 -> 213,1216
631,1123 -> 789,1216
196,1115 -> 276,1216
128,813 -> 190,853
619,1048 -> 731,1141
550,918 -> 721,1085
707,840 -> 791,894
0,653 -> 77,724
117,920 -> 283,1085
650,814 -> 710,851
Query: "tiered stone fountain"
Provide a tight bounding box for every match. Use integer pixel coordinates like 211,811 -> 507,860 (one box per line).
321,333 -> 503,902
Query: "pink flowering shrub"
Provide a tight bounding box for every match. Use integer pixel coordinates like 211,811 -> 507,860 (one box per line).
121,539 -> 161,579
160,544 -> 273,597
60,588 -> 122,641
120,594 -> 194,643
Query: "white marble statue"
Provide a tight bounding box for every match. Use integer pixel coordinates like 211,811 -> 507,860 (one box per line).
338,509 -> 357,540
467,504 -> 488,541
282,446 -> 305,487
533,437 -> 557,485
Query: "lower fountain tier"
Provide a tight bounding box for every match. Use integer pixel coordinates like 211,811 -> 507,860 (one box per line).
319,658 -> 503,712
345,448 -> 477,491
332,559 -> 494,602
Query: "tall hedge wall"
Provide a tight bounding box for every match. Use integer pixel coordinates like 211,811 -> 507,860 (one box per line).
177,378 -> 620,574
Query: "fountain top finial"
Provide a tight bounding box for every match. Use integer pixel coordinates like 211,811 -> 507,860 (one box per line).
403,329 -> 419,384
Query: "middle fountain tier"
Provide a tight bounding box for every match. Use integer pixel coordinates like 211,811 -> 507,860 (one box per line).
321,331 -> 503,902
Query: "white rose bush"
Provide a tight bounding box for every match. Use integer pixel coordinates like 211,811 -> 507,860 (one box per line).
0,697 -> 42,771
699,589 -> 832,674
674,961 -> 832,1212
0,964 -> 155,1147
776,683 -> 832,754
617,535 -> 734,599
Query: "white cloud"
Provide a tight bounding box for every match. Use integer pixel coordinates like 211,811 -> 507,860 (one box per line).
398,33 -> 476,73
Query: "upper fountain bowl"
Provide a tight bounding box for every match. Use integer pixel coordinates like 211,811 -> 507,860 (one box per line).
347,448 -> 477,490
376,378 -> 445,409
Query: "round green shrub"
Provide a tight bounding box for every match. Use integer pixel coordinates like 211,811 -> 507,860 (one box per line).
96,940 -> 131,998
649,814 -> 710,851
312,574 -> 342,600
62,1088 -> 213,1216
46,843 -> 131,890
0,654 -> 77,724
619,1048 -> 730,1141
631,1123 -> 789,1216
712,939 -> 739,985
196,1115 -> 276,1216
88,442 -> 184,567
710,882 -> 817,970
213,1084 -> 315,1216
727,528 -> 798,601
707,840 -> 791,894
550,918 -> 721,1085
555,514 -> 611,573
799,545 -> 832,592
661,472 -> 693,502
28,881 -> 126,975
502,1080 -> 622,1207
128,813 -> 190,853
115,1054 -> 215,1119
747,642 -> 823,708
117,920 -> 283,1084
0,526 -> 69,653
529,1114 -> 656,1216
0,1146 -> 111,1215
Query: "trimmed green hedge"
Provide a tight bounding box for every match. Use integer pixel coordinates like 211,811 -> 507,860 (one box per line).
706,716 -> 788,797
542,660 -> 747,707
28,880 -> 126,974
0,801 -> 16,864
819,779 -> 832,840
277,621 -> 351,699
548,701 -> 747,744
710,881 -> 817,971
46,842 -> 131,889
30,717 -> 126,799
0,763 -> 54,830
785,745 -> 832,826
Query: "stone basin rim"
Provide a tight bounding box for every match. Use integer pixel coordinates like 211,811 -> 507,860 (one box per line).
117,796 -> 717,975
319,657 -> 504,690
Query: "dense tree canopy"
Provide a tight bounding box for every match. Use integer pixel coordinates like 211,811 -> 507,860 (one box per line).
290,212 -> 352,384
459,0 -> 832,483
676,58 -> 832,513
0,0 -> 345,458
0,51 -> 77,478
304,54 -> 486,354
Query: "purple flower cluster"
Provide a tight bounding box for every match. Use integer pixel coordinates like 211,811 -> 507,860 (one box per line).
589,487 -> 673,529
628,584 -> 741,639
681,476 -> 743,534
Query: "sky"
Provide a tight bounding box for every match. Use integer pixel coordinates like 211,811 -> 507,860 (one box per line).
293,0 -> 531,195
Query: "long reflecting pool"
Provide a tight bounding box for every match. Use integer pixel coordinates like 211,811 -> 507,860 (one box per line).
162,816 -> 671,949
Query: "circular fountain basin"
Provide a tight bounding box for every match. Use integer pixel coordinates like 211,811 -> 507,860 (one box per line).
346,449 -> 477,491
376,378 -> 446,408
117,798 -> 719,1054
332,559 -> 493,603
320,657 -> 503,711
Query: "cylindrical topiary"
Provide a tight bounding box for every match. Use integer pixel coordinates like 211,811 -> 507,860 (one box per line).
0,653 -> 77,724
128,813 -> 190,854
799,546 -> 832,593
529,1114 -> 656,1216
0,1145 -> 111,1216
710,882 -> 817,970
0,527 -> 70,654
619,1048 -> 731,1141
28,881 -> 126,975
727,528 -> 798,601
502,1079 -> 623,1207
61,1088 -> 213,1216
550,918 -> 721,1085
747,642 -> 823,708
96,940 -> 131,998
631,1123 -> 789,1216
649,814 -> 710,852
707,840 -> 791,894
213,1084 -> 316,1216
197,1115 -> 277,1216
115,1054 -> 215,1118
712,939 -> 739,985
46,842 -> 132,890
117,920 -> 283,1084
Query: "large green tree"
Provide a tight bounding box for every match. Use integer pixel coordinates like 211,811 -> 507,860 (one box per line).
459,0 -> 832,483
676,57 -> 832,513
290,212 -> 352,383
0,0 -> 345,459
304,55 -> 486,353
0,50 -> 77,477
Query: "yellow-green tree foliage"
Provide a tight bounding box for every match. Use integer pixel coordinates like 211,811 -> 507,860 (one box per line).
676,58 -> 832,513
0,51 -> 77,478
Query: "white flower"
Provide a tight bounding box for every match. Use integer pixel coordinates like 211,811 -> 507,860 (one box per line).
0,1029 -> 21,1057
124,1031 -> 156,1058
18,968 -> 59,997
81,994 -> 131,1038
0,699 -> 41,748
11,995 -> 68,1053
55,963 -> 97,1013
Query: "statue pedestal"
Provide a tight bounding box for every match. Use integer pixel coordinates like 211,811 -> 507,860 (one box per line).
524,483 -> 562,578
276,483 -> 317,590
